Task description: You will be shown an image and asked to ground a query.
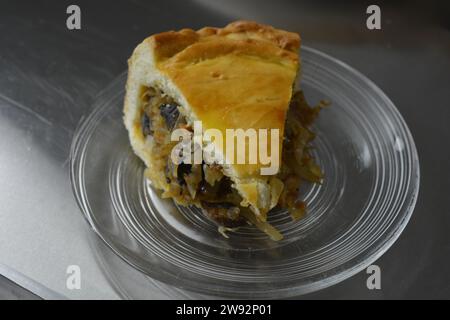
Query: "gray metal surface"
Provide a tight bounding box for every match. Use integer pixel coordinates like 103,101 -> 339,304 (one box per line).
0,275 -> 40,300
0,0 -> 448,299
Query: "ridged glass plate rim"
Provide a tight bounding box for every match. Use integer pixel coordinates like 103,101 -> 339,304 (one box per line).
70,46 -> 420,298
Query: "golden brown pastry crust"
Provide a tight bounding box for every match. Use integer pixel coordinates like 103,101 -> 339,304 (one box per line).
149,21 -> 300,61
145,21 -> 300,178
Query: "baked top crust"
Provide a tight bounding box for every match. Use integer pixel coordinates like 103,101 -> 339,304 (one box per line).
150,21 -> 300,61
143,21 -> 300,179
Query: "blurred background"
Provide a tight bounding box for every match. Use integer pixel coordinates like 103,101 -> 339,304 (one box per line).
0,0 -> 449,299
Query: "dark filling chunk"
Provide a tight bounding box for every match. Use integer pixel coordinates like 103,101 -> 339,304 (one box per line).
141,112 -> 152,136
140,87 -> 181,137
159,103 -> 180,131
176,162 -> 192,185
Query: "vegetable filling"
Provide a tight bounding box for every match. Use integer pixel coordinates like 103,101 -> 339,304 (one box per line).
140,86 -> 245,227
139,86 -> 325,238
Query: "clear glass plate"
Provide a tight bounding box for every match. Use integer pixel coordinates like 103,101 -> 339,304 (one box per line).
70,47 -> 420,298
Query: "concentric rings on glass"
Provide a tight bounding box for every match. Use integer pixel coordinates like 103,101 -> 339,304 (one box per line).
70,47 -> 420,298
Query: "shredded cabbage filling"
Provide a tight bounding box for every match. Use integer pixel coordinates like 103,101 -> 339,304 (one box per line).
139,86 -> 326,240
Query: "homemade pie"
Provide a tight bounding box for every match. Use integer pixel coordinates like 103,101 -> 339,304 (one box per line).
123,21 -> 324,240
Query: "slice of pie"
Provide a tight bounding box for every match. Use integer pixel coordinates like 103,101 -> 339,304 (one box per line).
124,21 -> 323,240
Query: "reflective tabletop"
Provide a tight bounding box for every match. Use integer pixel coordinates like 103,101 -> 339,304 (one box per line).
0,0 -> 449,299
